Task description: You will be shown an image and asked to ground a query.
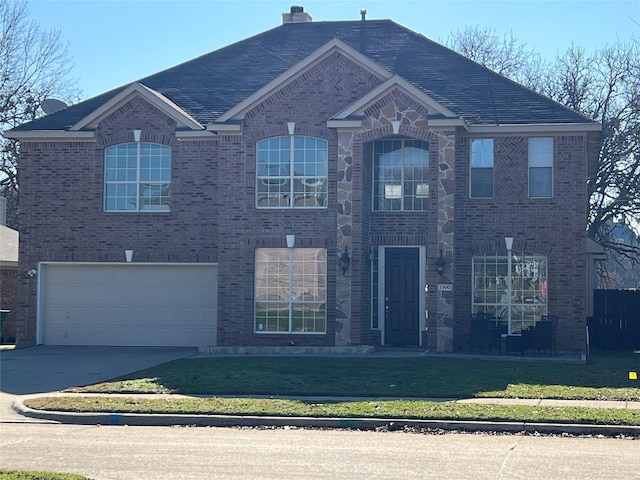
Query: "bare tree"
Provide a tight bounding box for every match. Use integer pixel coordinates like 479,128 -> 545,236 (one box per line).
446,26 -> 537,84
0,0 -> 79,228
448,26 -> 640,283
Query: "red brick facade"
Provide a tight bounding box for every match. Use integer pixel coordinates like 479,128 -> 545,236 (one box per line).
14,48 -> 590,354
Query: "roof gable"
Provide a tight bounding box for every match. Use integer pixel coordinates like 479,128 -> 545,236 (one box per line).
331,74 -> 459,122
214,38 -> 392,124
71,83 -> 203,131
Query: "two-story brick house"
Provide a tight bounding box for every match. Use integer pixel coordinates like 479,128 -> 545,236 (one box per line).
7,7 -> 600,354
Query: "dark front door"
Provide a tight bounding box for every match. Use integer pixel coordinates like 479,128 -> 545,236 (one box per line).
384,247 -> 420,346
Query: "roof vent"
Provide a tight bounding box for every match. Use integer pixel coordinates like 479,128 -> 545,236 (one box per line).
283,5 -> 312,24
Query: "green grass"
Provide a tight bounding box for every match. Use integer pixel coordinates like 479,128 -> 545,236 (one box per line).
23,350 -> 640,427
24,395 -> 640,426
0,470 -> 87,480
66,349 -> 640,400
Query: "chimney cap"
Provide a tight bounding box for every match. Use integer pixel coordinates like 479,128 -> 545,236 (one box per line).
283,5 -> 312,24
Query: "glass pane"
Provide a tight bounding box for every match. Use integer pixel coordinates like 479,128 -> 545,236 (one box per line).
529,138 -> 553,166
471,139 -> 494,167
255,302 -> 289,332
470,168 -> 493,198
529,167 -> 553,197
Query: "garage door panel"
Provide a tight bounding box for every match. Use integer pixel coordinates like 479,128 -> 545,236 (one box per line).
41,264 -> 217,347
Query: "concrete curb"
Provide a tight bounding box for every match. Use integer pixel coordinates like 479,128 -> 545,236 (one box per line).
13,400 -> 640,437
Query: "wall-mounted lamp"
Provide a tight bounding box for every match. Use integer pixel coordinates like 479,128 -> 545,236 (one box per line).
504,237 -> 514,251
435,249 -> 447,276
27,269 -> 37,278
339,246 -> 351,275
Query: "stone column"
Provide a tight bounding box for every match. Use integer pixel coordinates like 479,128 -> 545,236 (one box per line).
436,131 -> 455,352
335,129 -> 356,346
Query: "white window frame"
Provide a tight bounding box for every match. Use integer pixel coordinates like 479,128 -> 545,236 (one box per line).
254,247 -> 327,334
472,250 -> 548,334
470,138 -> 494,198
528,137 -> 554,198
372,139 -> 430,211
256,136 -> 328,209
104,142 -> 171,212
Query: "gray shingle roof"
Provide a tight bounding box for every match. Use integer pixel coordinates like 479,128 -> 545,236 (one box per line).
12,20 -> 593,131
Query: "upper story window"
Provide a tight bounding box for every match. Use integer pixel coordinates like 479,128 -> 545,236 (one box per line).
470,139 -> 494,198
104,143 -> 171,212
256,136 -> 328,208
373,139 -> 429,211
529,137 -> 553,198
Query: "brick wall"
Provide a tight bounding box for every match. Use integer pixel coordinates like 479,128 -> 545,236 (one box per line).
16,51 -> 590,354
454,135 -> 588,353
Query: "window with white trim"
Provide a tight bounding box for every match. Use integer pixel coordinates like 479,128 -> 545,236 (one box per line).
529,137 -> 553,198
373,139 -> 429,211
470,139 -> 494,198
104,143 -> 171,212
256,136 -> 328,208
255,248 -> 327,333
472,251 -> 547,334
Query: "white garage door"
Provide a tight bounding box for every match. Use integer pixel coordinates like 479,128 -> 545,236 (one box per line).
39,263 -> 217,347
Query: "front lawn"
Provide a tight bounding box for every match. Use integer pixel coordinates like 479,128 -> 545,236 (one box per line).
66,349 -> 640,401
22,350 -> 640,427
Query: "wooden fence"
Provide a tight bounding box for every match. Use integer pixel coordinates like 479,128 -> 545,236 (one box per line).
589,290 -> 640,350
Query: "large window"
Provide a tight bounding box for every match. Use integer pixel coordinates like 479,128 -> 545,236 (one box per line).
472,251 -> 547,333
529,137 -> 553,198
104,143 -> 171,212
256,136 -> 327,208
373,139 -> 429,211
470,139 -> 494,198
255,248 -> 327,333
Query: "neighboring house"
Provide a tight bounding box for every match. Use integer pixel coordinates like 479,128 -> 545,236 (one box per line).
6,7 -> 601,354
0,203 -> 19,343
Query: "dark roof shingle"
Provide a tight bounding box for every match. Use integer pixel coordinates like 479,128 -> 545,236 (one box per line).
13,20 -> 593,131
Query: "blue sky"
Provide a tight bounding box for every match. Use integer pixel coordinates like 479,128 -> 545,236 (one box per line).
27,0 -> 640,101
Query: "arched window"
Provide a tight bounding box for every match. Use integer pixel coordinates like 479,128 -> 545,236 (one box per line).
472,251 -> 547,333
104,143 -> 171,212
256,136 -> 328,208
373,139 -> 429,211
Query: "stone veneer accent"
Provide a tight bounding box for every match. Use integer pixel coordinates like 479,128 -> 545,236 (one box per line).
435,131 -> 455,352
334,89 -> 451,348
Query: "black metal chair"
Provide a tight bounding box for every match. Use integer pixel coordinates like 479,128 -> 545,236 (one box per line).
532,315 -> 558,356
470,315 -> 505,354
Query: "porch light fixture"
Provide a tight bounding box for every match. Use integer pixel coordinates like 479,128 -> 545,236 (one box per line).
339,246 -> 351,275
435,249 -> 447,276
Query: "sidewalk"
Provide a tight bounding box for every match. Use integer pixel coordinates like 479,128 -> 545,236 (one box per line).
11,392 -> 640,437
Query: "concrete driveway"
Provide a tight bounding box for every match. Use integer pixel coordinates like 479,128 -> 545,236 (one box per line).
0,345 -> 197,422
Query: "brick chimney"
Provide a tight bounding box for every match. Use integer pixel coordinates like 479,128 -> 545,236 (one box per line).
283,6 -> 312,24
